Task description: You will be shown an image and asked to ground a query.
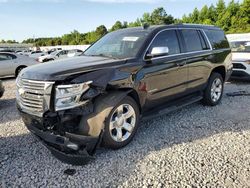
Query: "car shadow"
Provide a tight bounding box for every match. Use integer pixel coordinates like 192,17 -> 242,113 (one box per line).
1,92 -> 250,187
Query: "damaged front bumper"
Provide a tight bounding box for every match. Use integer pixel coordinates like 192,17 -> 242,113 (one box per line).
19,110 -> 102,165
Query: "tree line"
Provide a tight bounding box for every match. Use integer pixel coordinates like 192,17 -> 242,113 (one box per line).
17,0 -> 250,46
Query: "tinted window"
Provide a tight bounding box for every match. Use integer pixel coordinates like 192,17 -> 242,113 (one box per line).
0,54 -> 14,61
204,29 -> 230,49
181,29 -> 203,52
149,30 -> 180,55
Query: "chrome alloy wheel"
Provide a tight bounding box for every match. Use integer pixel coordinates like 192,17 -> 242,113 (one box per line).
211,78 -> 222,102
109,104 -> 136,142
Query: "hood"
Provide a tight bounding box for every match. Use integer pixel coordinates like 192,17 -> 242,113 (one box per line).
20,56 -> 126,81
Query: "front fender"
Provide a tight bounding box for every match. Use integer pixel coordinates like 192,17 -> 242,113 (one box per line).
78,90 -> 132,137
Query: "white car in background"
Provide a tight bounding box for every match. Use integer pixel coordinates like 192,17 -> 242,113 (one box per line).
38,50 -> 69,63
28,51 -> 47,59
230,40 -> 250,79
0,52 -> 38,78
67,49 -> 83,57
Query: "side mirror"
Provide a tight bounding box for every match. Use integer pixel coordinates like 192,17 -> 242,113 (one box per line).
146,47 -> 169,59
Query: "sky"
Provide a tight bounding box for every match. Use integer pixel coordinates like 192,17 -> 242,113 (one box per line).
0,0 -> 234,42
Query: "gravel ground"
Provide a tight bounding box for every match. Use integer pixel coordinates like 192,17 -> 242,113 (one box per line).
0,79 -> 250,187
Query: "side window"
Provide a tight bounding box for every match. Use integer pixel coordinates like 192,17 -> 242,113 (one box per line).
204,29 -> 230,49
181,29 -> 203,52
0,54 -> 12,61
9,54 -> 17,59
148,30 -> 180,56
0,55 -> 8,61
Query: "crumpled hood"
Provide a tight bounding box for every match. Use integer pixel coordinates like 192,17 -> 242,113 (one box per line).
20,56 -> 126,81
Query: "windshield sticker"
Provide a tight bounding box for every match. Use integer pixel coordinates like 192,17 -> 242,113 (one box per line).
122,37 -> 139,42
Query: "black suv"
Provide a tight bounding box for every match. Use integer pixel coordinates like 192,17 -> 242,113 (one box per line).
16,24 -> 232,164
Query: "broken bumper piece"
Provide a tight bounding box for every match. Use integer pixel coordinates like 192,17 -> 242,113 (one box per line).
27,125 -> 100,165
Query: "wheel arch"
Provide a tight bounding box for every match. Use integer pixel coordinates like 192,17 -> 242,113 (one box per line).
15,65 -> 27,77
78,89 -> 141,137
210,66 -> 226,81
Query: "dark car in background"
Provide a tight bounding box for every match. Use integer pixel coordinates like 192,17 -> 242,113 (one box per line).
16,24 -> 232,165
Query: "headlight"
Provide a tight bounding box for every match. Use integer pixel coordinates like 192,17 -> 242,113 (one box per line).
55,81 -> 92,111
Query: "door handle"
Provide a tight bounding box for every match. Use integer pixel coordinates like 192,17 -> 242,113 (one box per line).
176,61 -> 186,67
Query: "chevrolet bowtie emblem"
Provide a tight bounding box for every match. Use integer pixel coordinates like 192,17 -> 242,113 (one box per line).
18,88 -> 25,97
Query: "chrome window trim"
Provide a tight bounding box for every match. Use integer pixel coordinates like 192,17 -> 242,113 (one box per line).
201,29 -> 213,50
143,28 -> 214,61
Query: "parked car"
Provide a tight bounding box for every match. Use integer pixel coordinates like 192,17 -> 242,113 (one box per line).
230,40 -> 250,79
0,80 -> 4,98
38,50 -> 70,63
67,49 -> 83,57
28,51 -> 47,59
16,24 -> 232,165
17,50 -> 32,55
0,52 -> 37,78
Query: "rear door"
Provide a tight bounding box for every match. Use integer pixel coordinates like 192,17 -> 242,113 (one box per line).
0,53 -> 16,77
179,29 -> 212,91
143,29 -> 188,108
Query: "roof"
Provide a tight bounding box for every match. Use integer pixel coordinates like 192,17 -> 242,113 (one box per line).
113,23 -> 222,34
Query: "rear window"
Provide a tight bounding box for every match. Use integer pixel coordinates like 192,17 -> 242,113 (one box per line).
204,29 -> 229,49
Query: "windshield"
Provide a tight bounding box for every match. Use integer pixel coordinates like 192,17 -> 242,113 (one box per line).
230,41 -> 250,52
84,30 -> 149,59
51,50 -> 61,56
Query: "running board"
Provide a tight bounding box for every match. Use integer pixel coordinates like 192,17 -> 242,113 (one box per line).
142,94 -> 203,121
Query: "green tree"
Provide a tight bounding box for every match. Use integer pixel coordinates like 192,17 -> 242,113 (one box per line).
199,5 -> 209,23
150,7 -> 174,25
95,25 -> 108,38
111,21 -> 124,31
191,8 -> 200,23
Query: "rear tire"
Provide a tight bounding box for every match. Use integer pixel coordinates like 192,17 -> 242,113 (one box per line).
102,96 -> 140,149
202,72 -> 224,106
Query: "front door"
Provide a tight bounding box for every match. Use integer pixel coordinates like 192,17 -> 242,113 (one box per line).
0,53 -> 15,77
142,29 -> 188,108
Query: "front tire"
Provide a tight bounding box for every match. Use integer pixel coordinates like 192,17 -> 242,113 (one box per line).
102,96 -> 140,149
202,72 -> 224,106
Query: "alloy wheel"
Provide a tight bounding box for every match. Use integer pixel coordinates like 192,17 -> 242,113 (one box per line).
211,78 -> 222,102
109,104 -> 136,142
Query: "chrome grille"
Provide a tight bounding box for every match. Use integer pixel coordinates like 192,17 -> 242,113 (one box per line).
16,78 -> 54,117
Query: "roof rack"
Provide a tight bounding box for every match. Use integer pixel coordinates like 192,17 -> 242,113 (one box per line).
176,23 -> 215,27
